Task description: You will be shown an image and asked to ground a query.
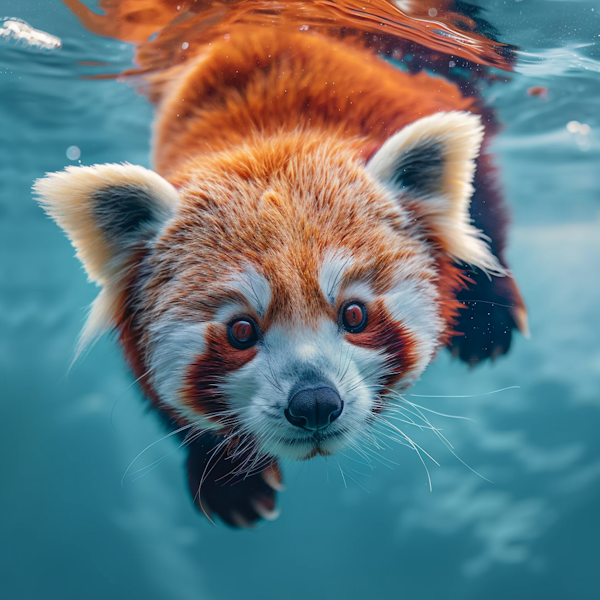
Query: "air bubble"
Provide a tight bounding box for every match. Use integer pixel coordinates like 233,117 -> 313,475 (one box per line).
66,146 -> 81,161
579,124 -> 591,135
567,121 -> 591,135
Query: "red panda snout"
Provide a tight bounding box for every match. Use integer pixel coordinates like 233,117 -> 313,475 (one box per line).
284,377 -> 343,431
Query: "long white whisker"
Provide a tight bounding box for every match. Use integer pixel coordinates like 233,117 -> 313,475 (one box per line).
408,385 -> 520,399
333,456 -> 348,488
121,423 -> 194,487
110,368 -> 152,429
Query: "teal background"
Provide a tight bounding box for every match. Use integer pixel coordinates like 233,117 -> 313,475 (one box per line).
1,1 -> 599,599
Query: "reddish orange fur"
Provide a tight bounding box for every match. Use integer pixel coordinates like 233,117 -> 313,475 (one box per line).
138,136 -> 457,331
45,0 -> 530,525
154,28 -> 475,176
83,22 -> 480,415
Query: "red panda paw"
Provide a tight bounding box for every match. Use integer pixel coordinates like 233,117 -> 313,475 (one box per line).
185,434 -> 282,528
448,269 -> 528,367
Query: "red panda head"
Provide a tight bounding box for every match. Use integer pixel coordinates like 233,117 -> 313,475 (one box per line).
35,112 -> 505,461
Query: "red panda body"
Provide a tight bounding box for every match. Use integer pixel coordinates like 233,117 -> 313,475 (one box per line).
36,1 -> 527,527
153,28 -> 473,175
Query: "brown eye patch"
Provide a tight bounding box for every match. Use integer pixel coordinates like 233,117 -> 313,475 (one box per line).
184,323 -> 258,420
340,301 -> 368,334
344,298 -> 418,392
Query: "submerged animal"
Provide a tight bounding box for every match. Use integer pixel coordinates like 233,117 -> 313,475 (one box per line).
35,0 -> 527,527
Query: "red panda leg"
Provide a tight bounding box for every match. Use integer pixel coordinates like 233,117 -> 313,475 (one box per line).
185,434 -> 282,528
447,152 -> 528,366
449,269 -> 527,365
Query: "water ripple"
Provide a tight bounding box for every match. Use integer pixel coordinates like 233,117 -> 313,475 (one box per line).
0,17 -> 61,53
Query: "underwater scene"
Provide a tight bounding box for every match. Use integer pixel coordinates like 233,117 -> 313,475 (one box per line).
1,1 -> 599,599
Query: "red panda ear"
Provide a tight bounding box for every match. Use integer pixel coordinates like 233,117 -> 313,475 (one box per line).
366,111 -> 506,276
34,163 -> 179,284
34,164 -> 179,353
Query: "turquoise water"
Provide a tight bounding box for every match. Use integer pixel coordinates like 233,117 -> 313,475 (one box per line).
1,1 -> 599,599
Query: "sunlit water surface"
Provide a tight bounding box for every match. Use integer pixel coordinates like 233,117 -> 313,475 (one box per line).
1,1 -> 599,599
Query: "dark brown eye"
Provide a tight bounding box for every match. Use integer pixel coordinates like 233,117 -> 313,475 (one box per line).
228,318 -> 259,349
341,301 -> 368,333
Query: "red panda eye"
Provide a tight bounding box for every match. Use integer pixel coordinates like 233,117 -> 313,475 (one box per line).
228,318 -> 259,349
341,302 -> 367,333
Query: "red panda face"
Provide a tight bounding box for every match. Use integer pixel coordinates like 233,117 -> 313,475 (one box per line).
35,112 -> 505,463
140,136 -> 444,461
147,250 -> 443,461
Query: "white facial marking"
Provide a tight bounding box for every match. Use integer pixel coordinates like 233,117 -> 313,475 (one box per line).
382,273 -> 443,387
296,343 -> 320,361
213,301 -> 249,324
338,280 -> 376,305
149,318 -> 210,423
319,249 -> 355,305
214,265 -> 274,323
229,265 -> 272,317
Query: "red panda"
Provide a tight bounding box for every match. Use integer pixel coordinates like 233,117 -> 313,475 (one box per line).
35,0 -> 527,528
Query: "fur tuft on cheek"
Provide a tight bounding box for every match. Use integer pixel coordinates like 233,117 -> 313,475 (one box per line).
183,323 -> 258,422
345,298 -> 419,392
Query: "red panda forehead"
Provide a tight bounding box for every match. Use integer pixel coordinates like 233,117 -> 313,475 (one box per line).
168,185 -> 421,288
173,133 -> 406,231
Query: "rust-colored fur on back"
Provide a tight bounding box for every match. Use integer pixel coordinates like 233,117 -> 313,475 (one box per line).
153,28 -> 475,176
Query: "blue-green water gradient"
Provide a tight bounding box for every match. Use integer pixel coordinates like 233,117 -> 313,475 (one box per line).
1,1 -> 599,599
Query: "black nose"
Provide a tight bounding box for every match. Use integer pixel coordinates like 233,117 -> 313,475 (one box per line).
285,382 -> 343,431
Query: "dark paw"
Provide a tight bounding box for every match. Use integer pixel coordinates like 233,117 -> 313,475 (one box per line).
448,269 -> 528,367
186,434 -> 283,528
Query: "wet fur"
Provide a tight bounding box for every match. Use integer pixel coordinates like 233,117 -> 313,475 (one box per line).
35,3 -> 527,527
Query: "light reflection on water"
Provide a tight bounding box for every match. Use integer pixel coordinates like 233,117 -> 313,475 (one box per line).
1,1 -> 599,599
0,17 -> 62,53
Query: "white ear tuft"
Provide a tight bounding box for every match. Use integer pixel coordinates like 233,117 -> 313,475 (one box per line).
34,163 -> 180,357
366,111 -> 506,276
34,163 -> 179,284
